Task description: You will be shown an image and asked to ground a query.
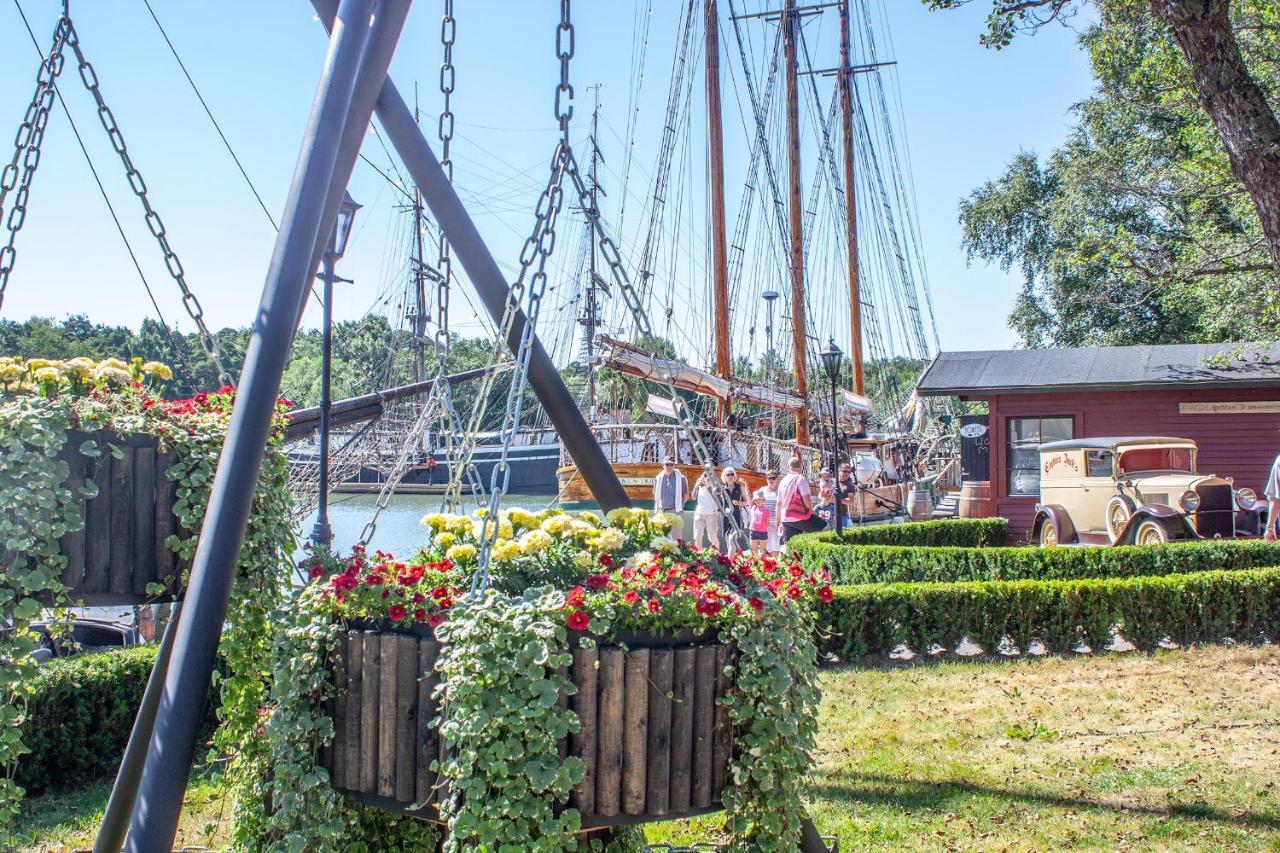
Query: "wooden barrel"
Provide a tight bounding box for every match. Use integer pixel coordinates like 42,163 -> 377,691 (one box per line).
958,481 -> 994,518
49,430 -> 185,605
906,487 -> 933,521
326,627 -> 734,827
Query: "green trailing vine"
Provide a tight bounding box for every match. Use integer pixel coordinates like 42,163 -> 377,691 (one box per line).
0,356 -> 296,845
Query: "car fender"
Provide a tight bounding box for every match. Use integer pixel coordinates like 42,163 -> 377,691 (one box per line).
1116,504 -> 1195,544
1033,505 -> 1076,544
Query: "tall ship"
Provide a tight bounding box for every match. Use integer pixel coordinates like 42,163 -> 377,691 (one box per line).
554,0 -> 941,511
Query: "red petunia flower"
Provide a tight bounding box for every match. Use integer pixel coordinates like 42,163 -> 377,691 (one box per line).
749,596 -> 764,612
585,574 -> 611,591
599,553 -> 615,568
388,603 -> 407,622
622,590 -> 640,605
817,585 -> 834,603
414,608 -> 427,622
646,599 -> 661,614
567,610 -> 591,631
427,611 -> 446,628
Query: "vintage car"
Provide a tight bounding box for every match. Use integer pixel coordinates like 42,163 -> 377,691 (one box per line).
1032,437 -> 1264,546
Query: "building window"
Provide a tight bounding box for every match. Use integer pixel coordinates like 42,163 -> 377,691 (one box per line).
1007,416 -> 1073,496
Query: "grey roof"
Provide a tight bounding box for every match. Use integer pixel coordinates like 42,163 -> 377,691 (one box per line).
916,343 -> 1280,396
1039,437 -> 1195,452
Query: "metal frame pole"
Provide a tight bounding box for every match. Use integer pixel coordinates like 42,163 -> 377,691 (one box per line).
309,0 -> 631,512
91,604 -> 181,853
121,2 -> 404,847
311,251 -> 337,547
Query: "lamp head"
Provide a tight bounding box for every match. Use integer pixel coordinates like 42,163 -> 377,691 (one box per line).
331,191 -> 362,260
819,337 -> 843,383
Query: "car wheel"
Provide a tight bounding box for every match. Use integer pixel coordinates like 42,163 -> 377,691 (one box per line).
1038,518 -> 1059,547
1134,517 -> 1171,546
1106,497 -> 1133,544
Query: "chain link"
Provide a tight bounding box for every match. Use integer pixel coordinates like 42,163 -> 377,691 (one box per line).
555,0 -> 574,144
0,17 -> 70,313
61,19 -> 231,387
564,150 -> 746,545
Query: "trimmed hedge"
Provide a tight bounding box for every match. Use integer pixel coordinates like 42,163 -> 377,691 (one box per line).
16,645 -> 219,795
831,517 -> 1009,547
792,531 -> 1280,586
819,567 -> 1280,660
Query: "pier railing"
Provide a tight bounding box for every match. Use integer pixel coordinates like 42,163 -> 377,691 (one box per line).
559,423 -> 821,474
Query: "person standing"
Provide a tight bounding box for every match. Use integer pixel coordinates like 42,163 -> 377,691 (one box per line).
747,494 -> 771,554
691,468 -> 723,552
777,456 -> 826,543
815,485 -> 837,530
1266,448 -> 1280,543
722,467 -> 748,555
753,470 -> 782,554
836,462 -> 857,527
652,457 -> 689,546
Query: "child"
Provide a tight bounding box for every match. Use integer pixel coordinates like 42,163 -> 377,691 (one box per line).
748,494 -> 771,554
815,484 -> 837,530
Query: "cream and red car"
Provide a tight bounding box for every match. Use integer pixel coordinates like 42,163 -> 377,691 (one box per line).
1031,437 -> 1262,546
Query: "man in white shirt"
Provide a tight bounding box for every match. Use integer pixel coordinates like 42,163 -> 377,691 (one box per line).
1265,450 -> 1280,543
652,457 -> 689,545
691,468 -> 723,552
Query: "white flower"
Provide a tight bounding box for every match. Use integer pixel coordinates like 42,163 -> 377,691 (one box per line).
519,529 -> 553,555
649,535 -> 677,554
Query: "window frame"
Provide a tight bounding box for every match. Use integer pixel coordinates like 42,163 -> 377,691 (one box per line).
1085,449 -> 1115,479
1005,415 -> 1075,498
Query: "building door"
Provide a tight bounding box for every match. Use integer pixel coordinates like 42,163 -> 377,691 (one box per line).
959,415 -> 990,483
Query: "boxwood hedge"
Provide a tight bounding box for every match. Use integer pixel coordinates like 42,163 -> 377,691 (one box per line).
819,567 -> 1280,660
792,526 -> 1280,585
831,517 -> 1009,547
16,645 -> 218,795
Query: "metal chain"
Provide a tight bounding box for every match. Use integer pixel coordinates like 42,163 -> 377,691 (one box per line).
357,388 -> 444,547
555,0 -> 574,145
0,17 -> 70,314
470,144 -> 569,594
564,150 -> 746,545
63,20 -> 231,387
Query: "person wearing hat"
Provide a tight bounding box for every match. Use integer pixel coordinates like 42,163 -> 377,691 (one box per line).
652,456 -> 689,545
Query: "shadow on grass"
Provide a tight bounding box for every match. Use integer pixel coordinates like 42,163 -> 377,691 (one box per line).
810,770 -> 1280,832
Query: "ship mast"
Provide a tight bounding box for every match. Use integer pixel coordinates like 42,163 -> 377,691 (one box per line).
782,0 -> 810,445
581,88 -> 604,418
705,0 -> 732,427
838,0 -> 864,396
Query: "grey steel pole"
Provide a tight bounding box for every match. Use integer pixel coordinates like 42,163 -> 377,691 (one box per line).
121,2 -> 397,848
91,604 -> 181,853
310,0 -> 631,513
311,251 -> 337,547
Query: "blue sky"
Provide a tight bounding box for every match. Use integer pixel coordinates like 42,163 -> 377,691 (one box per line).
0,0 -> 1094,354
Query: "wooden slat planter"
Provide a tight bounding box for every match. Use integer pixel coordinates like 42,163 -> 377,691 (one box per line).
325,626 -> 735,827
49,430 -> 185,605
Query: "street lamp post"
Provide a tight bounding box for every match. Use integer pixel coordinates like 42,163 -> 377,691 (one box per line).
819,337 -> 844,535
310,191 -> 361,548
762,290 -> 779,438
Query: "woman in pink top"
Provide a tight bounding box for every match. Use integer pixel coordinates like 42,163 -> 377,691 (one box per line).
748,494 -> 770,554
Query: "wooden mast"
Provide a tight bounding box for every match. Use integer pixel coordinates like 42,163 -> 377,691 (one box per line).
838,0 -> 865,396
783,0 -> 810,445
705,0 -> 732,427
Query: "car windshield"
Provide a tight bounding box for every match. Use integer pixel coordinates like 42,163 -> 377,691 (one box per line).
1117,447 -> 1193,474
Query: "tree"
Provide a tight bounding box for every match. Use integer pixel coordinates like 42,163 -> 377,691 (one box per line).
927,0 -> 1280,288
948,0 -> 1277,345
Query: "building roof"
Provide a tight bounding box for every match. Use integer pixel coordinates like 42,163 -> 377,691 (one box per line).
916,343 -> 1280,396
1039,437 -> 1195,452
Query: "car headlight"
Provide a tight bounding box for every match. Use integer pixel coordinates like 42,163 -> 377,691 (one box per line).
1179,490 -> 1200,512
1235,487 -> 1258,510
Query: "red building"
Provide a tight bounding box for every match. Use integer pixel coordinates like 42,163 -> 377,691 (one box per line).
917,343 -> 1280,540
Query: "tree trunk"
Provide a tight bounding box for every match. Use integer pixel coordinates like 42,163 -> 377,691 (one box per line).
1149,0 -> 1280,287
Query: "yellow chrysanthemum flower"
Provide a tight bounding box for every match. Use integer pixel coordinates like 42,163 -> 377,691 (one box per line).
587,527 -> 627,553
61,357 -> 94,379
518,529 -> 553,555
540,515 -> 573,536
433,532 -> 457,549
573,550 -> 594,569
578,510 -> 602,528
141,361 -> 173,381
445,543 -> 477,563
33,367 -> 61,384
421,513 -> 449,532
650,512 -> 682,532
490,539 -> 522,561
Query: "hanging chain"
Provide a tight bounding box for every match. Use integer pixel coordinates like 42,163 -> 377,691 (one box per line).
0,17 -> 70,314
564,151 -> 746,544
356,388 -> 445,547
555,0 -> 574,146
62,20 -> 231,388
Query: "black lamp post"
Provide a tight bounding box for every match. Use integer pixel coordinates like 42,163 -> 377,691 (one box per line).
310,191 -> 361,548
819,337 -> 844,535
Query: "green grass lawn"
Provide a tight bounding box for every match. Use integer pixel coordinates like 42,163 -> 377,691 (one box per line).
19,645 -> 1280,851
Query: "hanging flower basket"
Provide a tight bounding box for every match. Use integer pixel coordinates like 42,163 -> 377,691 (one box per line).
54,429 -> 186,604
324,622 -> 734,827
283,506 -> 830,849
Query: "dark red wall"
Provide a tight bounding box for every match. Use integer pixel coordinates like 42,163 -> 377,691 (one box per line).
970,386 -> 1280,540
